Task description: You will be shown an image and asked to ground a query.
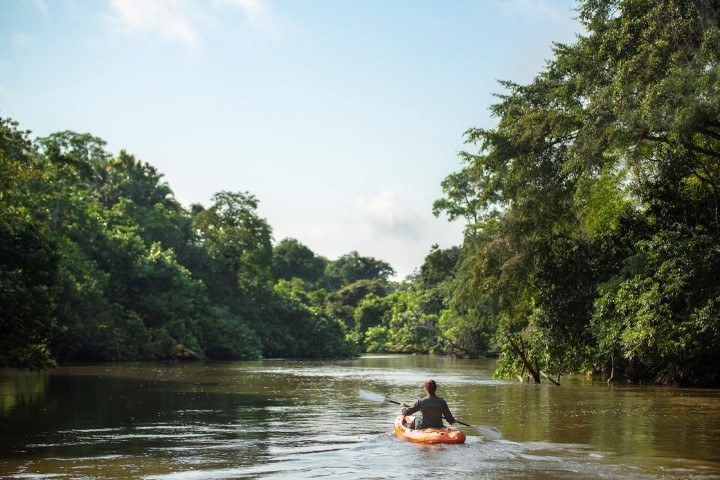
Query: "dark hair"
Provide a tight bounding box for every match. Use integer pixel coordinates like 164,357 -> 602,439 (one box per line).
424,379 -> 437,395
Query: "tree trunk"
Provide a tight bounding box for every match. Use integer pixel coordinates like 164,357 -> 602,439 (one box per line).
506,335 -> 541,383
540,370 -> 561,386
607,354 -> 617,384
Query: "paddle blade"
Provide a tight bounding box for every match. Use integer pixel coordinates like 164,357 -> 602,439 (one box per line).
359,390 -> 386,403
475,425 -> 502,440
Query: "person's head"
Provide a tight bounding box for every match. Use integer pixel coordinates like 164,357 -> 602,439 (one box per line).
424,379 -> 437,396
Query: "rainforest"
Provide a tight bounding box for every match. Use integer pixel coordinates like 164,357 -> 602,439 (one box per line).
2,0 -> 720,387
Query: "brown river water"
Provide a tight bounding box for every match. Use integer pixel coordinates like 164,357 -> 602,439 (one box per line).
1,355 -> 719,479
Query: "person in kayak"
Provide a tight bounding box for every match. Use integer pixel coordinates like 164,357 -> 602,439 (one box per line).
399,379 -> 456,430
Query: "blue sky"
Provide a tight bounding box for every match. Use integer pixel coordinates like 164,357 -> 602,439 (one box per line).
1,0 -> 583,278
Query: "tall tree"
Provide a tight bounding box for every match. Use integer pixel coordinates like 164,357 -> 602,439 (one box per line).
436,0 -> 720,385
272,237 -> 327,284
192,191 -> 274,304
323,251 -> 395,290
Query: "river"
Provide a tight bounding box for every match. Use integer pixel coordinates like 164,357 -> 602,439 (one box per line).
1,355 -> 719,479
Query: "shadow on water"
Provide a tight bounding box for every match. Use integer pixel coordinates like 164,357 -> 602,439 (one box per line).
0,364 -> 285,477
1,356 -> 720,479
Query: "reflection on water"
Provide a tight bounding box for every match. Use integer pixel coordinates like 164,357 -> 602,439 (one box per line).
0,373 -> 47,416
1,356 -> 719,479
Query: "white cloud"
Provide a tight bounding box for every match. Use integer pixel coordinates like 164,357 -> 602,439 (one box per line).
306,223 -> 343,241
218,0 -> 276,34
277,191 -> 463,279
353,189 -> 422,239
105,0 -> 279,46
30,0 -> 49,15
107,0 -> 199,45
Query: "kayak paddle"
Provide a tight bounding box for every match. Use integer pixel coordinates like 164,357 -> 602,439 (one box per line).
456,421 -> 502,440
359,389 -> 401,405
358,389 -> 502,439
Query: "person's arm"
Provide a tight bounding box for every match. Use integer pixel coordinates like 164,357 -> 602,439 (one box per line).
442,400 -> 456,425
401,399 -> 421,416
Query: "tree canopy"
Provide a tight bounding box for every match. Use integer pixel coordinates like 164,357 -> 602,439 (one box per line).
1,118 -> 401,367
429,0 -> 720,386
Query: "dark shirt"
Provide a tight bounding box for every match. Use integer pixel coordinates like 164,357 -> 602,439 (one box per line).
401,395 -> 456,429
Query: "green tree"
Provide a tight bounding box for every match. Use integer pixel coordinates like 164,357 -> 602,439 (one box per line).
323,251 -> 395,290
272,237 -> 327,284
432,158 -> 501,231
0,118 -> 37,211
354,294 -> 392,333
0,117 -> 59,369
2,114 -> 360,366
419,244 -> 460,288
593,231 -> 720,385
192,191 -> 274,306
0,219 -> 59,369
265,279 -> 356,358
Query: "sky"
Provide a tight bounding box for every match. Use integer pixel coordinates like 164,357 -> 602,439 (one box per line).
1,0 -> 583,278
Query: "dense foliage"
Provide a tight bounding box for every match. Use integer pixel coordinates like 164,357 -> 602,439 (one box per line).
338,0 -> 720,387
1,119 -> 402,367
3,0 -> 719,387
426,0 -> 720,386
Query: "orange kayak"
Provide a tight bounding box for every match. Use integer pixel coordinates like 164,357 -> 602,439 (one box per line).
394,415 -> 466,444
